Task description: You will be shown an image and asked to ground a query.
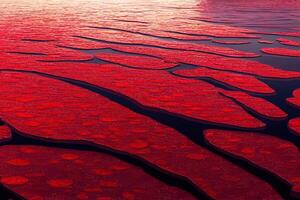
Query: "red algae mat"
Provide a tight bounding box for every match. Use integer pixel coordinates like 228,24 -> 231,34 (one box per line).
0,145 -> 196,200
204,129 -> 300,199
0,0 -> 300,199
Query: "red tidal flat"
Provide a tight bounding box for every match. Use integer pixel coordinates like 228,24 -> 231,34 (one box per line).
4,41 -> 93,62
261,48 -> 300,57
57,37 -> 111,50
204,129 -> 300,199
0,50 -> 266,128
96,53 -> 176,70
277,38 -> 300,47
140,30 -> 210,41
0,145 -> 195,200
34,36 -> 300,80
1,0 -> 300,199
0,125 -> 11,142
220,91 -> 287,119
87,26 -> 211,41
274,32 -> 300,37
250,31 -> 300,38
287,89 -> 300,109
81,29 -> 259,58
5,61 -> 265,128
162,23 -> 259,39
0,72 -> 281,200
288,118 -> 300,136
173,67 -> 274,94
90,19 -> 259,39
92,44 -> 300,79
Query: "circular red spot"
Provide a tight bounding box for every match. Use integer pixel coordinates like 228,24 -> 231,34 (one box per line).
25,121 -> 40,127
95,168 -> 113,176
99,117 -> 117,122
7,159 -> 30,166
61,153 -> 79,160
100,180 -> 118,188
129,140 -> 148,149
241,147 -> 255,154
15,112 -> 33,118
20,146 -> 37,153
1,176 -> 29,185
47,179 -> 73,188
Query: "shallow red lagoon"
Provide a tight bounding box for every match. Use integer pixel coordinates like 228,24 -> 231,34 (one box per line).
0,0 -> 300,200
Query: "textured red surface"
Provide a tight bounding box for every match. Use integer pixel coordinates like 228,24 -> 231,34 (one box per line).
86,26 -> 211,41
93,45 -> 300,79
161,24 -> 259,39
174,67 -> 274,94
0,125 -> 11,142
0,49 -> 268,128
287,89 -> 300,109
220,91 -> 287,119
0,145 -> 195,200
277,38 -> 300,47
80,28 -> 259,58
0,72 -> 282,200
288,118 -> 300,136
4,41 -> 93,61
204,129 -> 300,199
262,48 -> 300,57
9,64 -> 266,128
96,53 -> 177,69
1,0 -> 300,199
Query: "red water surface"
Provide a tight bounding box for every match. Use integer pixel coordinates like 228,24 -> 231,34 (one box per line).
0,0 -> 300,199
